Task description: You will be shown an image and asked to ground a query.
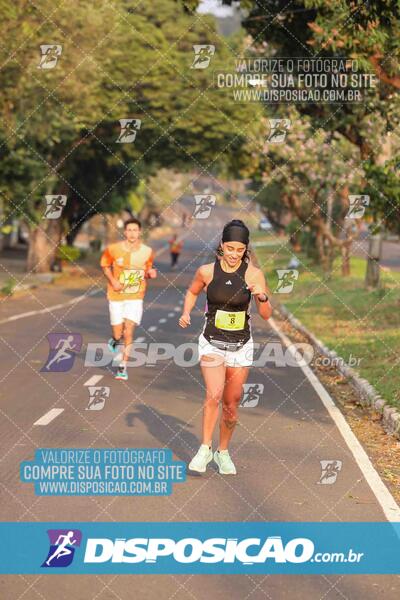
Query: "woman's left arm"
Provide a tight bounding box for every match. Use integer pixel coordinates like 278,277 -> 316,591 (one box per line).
247,268 -> 273,321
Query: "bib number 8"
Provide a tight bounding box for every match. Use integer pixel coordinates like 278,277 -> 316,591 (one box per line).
215,310 -> 245,331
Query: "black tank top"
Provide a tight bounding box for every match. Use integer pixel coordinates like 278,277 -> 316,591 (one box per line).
203,259 -> 251,345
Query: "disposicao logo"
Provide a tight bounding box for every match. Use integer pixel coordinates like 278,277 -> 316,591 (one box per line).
42,529 -> 82,568
83,536 -> 314,564
41,333 -> 82,372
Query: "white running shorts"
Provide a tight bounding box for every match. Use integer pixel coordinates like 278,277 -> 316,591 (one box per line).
108,299 -> 143,326
198,333 -> 253,367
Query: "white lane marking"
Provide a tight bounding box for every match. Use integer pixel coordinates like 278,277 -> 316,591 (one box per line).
148,326 -> 157,332
84,375 -> 104,386
168,312 -> 175,317
158,318 -> 167,323
33,408 -> 64,426
268,317 -> 400,522
135,336 -> 145,343
0,288 -> 102,325
174,307 -> 181,312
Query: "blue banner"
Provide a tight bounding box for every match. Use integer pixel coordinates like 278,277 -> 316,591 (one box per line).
20,448 -> 186,496
0,522 -> 399,574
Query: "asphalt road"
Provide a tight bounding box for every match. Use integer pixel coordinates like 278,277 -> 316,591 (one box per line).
352,235 -> 400,272
0,203 -> 399,598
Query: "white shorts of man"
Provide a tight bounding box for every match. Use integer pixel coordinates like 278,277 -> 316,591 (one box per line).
108,300 -> 143,380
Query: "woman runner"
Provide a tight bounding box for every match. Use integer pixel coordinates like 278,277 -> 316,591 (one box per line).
179,219 -> 272,475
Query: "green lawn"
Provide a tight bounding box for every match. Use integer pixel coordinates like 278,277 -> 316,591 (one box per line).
253,234 -> 400,410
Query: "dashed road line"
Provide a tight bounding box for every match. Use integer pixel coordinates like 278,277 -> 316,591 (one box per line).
33,408 -> 64,426
84,375 -> 104,386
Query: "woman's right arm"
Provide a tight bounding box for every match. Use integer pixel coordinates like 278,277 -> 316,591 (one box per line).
179,267 -> 206,328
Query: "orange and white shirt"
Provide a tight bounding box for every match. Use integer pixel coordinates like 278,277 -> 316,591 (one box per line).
100,241 -> 154,301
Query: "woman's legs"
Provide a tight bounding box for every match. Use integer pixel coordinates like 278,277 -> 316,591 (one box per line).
200,356 -> 226,446
219,366 -> 249,451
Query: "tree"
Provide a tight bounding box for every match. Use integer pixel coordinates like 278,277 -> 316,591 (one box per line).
0,0 -> 124,270
218,0 -> 400,277
262,110 -> 363,272
0,0 -> 263,271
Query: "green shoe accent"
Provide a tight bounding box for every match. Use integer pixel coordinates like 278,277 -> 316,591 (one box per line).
115,367 -> 128,381
214,449 -> 237,475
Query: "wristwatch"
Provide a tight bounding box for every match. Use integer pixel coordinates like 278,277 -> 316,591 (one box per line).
257,293 -> 268,303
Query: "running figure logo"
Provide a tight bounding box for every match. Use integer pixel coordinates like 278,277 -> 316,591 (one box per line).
86,386 -> 110,410
275,269 -> 299,294
116,119 -> 141,143
240,383 -> 264,408
43,195 -> 67,219
41,333 -> 82,372
266,119 -> 291,144
191,45 -> 215,69
317,460 -> 342,485
193,194 -> 216,219
346,195 -> 370,219
38,44 -> 62,69
42,529 -> 82,568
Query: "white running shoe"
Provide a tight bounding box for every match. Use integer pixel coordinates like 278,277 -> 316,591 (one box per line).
115,365 -> 128,381
214,449 -> 237,475
188,444 -> 213,473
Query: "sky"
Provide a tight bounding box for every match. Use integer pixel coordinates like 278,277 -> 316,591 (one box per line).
197,0 -> 237,17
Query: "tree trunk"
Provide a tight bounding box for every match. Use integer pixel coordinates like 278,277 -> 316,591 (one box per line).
26,218 -> 62,273
315,230 -> 326,268
341,243 -> 351,276
341,221 -> 352,276
365,232 -> 382,289
365,257 -> 380,288
139,204 -> 150,224
65,216 -> 85,246
325,236 -> 335,275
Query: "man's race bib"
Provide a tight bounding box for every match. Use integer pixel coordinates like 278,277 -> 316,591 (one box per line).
118,269 -> 145,294
215,309 -> 246,331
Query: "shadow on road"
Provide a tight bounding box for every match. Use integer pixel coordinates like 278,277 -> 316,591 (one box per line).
125,404 -> 198,465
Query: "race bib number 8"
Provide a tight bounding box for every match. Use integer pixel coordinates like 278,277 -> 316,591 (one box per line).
119,269 -> 144,294
215,309 -> 245,331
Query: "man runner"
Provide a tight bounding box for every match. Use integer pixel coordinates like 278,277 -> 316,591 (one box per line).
100,218 -> 157,380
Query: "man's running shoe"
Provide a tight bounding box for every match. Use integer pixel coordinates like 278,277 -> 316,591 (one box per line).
188,444 -> 212,473
115,366 -> 128,381
213,449 -> 236,475
108,337 -> 121,353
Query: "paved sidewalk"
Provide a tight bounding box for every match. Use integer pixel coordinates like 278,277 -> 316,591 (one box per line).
0,246 -> 55,293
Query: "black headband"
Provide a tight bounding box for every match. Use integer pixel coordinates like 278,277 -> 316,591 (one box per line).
222,224 -> 249,245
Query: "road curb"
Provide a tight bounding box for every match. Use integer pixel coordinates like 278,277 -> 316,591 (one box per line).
275,303 -> 400,441
0,273 -> 56,298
